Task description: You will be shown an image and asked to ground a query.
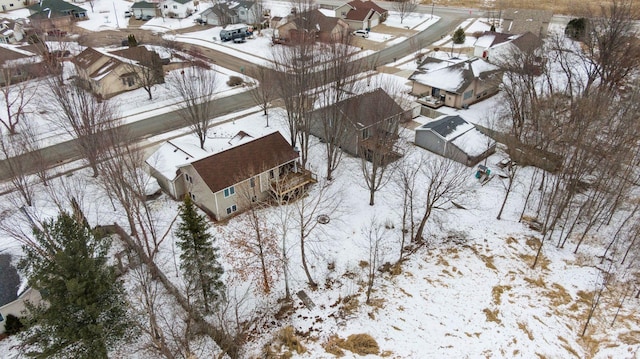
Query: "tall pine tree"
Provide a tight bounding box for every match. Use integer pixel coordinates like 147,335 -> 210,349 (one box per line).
18,212 -> 135,359
176,195 -> 225,313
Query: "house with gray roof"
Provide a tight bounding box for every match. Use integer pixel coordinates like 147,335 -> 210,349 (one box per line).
130,1 -> 158,20
199,0 -> 259,26
308,88 -> 409,159
409,56 -> 502,109
415,115 -> 496,166
502,8 -> 553,38
27,0 -> 87,32
334,0 -> 387,30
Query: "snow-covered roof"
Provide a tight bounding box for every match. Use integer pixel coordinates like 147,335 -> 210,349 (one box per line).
410,57 -> 501,94
417,115 -> 495,156
145,140 -> 209,180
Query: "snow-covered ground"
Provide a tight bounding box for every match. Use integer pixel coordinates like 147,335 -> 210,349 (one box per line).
0,2 -> 638,358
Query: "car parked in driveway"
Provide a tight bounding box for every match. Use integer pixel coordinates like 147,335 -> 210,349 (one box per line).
352,30 -> 369,38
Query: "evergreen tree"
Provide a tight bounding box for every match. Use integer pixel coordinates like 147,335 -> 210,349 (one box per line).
452,27 -> 466,44
176,195 -> 225,313
18,212 -> 135,359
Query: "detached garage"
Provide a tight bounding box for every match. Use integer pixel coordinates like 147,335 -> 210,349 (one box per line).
415,115 -> 496,166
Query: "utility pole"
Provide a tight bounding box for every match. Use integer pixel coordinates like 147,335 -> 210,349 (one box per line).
431,1 -> 434,20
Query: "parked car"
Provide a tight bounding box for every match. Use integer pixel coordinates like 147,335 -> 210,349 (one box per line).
352,30 -> 369,38
124,11 -> 132,18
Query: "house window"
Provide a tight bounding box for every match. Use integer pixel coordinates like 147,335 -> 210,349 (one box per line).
223,186 -> 235,197
269,170 -> 274,179
173,5 -> 177,9
185,173 -> 192,183
463,90 -> 473,100
10,4 -> 13,7
164,4 -> 168,8
250,177 -> 255,187
189,192 -> 196,200
226,204 -> 237,214
362,127 -> 371,139
240,10 -> 245,15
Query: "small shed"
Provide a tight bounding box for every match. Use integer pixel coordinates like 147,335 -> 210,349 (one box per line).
415,115 -> 496,166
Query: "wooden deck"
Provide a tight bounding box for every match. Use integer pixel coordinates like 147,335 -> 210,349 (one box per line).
270,168 -> 317,200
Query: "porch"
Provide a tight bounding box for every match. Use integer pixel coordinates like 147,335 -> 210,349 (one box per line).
270,168 -> 317,202
416,95 -> 444,109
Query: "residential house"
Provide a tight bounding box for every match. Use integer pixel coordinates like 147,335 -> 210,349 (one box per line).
409,56 -> 502,109
0,44 -> 44,85
0,0 -> 30,12
502,8 -> 553,38
73,46 -> 164,99
146,139 -> 210,199
27,0 -> 87,32
473,31 -> 542,64
276,9 -> 349,43
334,0 -> 387,30
199,0 -> 259,26
160,0 -> 194,19
0,288 -> 42,333
415,115 -> 496,166
308,88 -> 408,159
130,1 -> 158,20
0,19 -> 24,44
150,132 -> 315,220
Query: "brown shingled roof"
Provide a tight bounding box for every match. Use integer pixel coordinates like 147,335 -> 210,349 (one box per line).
346,0 -> 387,15
188,132 -> 299,194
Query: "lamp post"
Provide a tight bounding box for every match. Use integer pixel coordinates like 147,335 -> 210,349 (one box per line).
430,2 -> 434,20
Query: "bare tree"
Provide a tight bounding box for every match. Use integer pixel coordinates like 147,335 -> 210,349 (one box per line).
393,0 -> 418,24
119,46 -> 165,100
169,64 -> 218,149
362,216 -> 386,304
0,68 -> 36,135
359,116 -> 401,206
0,134 -> 35,206
45,80 -> 117,177
271,6 -> 322,167
96,130 -> 169,261
292,180 -> 340,288
393,150 -> 421,261
247,66 -> 276,127
414,158 -> 468,243
226,203 -> 281,295
314,35 -> 363,180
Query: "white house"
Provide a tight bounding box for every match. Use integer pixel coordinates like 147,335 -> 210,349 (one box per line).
0,0 -> 28,12
0,288 -> 42,334
160,0 -> 194,19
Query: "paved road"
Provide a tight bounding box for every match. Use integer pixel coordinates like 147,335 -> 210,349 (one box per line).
0,7 -> 475,181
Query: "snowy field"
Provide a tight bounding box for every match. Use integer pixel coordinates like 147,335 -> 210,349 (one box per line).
0,2 -> 638,358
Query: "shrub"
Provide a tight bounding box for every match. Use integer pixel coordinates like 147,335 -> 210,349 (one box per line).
227,76 -> 244,86
5,314 -> 24,335
127,34 -> 138,47
565,18 -> 588,40
452,27 -> 466,44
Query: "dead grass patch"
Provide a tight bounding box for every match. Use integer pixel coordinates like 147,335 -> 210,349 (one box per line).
265,326 -> 306,357
517,322 -> 534,341
525,236 -> 541,250
340,295 -> 360,317
367,298 -> 385,309
391,325 -> 402,331
558,336 -> 580,358
441,269 -> 454,277
619,331 -> 640,345
492,285 -> 512,305
480,254 -> 497,270
398,287 -> 413,298
518,253 -> 550,270
548,283 -> 573,307
524,276 -> 546,289
465,332 -> 481,338
506,236 -> 518,245
575,290 -> 593,305
483,308 -> 502,324
324,333 -> 380,356
436,257 -> 449,266
358,260 -> 369,268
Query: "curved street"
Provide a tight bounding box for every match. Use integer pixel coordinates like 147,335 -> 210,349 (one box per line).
0,6 -> 474,181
